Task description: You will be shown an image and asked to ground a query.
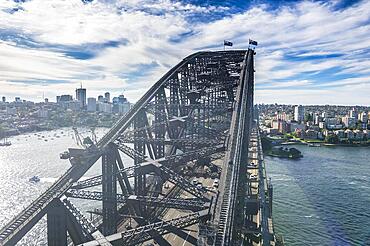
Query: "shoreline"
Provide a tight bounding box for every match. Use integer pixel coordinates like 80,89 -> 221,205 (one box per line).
281,140 -> 369,147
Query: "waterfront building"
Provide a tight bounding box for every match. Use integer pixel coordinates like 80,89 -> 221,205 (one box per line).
66,101 -> 82,111
359,112 -> 368,123
6,107 -> 16,115
276,111 -> 288,121
349,108 -> 358,119
117,103 -> 131,114
118,94 -> 128,104
112,97 -> 119,104
327,124 -> 343,130
98,95 -> 104,102
314,113 -> 321,125
271,119 -> 288,134
353,130 -> 364,140
87,98 -> 97,112
37,108 -> 49,118
76,86 -> 86,108
334,130 -> 345,139
294,105 -> 304,123
57,95 -> 73,103
97,102 -> 112,113
342,116 -> 356,128
290,121 -> 305,132
104,92 -> 110,103
319,122 -> 326,129
304,129 -> 319,140
345,129 -> 354,139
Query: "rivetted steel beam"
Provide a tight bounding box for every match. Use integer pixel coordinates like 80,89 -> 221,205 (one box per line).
65,190 -> 209,212
97,51 -> 239,149
119,137 -> 221,145
70,161 -> 208,201
78,210 -> 211,246
72,144 -> 224,196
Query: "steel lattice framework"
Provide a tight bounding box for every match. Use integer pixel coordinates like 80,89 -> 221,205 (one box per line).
0,49 -> 255,246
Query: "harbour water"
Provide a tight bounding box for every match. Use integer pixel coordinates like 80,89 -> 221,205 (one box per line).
0,128 -> 133,245
265,145 -> 370,246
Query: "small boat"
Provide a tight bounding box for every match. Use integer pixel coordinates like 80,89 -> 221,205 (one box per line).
60,151 -> 70,159
0,134 -> 11,146
0,141 -> 11,146
308,143 -> 321,147
29,176 -> 40,183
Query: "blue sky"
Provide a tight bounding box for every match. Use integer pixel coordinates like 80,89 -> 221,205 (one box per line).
0,0 -> 369,105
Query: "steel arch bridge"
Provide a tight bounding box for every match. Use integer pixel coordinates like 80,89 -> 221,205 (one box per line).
0,49 -> 267,246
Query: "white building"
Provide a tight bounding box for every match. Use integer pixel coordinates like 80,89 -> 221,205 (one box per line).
358,112 -> 368,123
294,105 -> 305,123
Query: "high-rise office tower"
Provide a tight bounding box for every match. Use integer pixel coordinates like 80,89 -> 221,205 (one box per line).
104,92 -> 110,103
76,85 -> 86,108
98,95 -> 104,102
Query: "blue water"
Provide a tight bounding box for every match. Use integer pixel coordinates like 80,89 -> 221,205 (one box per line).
0,128 -> 133,245
265,145 -> 370,246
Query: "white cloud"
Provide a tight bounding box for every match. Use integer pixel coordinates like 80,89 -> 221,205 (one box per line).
0,0 -> 369,105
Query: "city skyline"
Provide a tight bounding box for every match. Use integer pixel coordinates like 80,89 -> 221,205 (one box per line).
0,0 -> 370,105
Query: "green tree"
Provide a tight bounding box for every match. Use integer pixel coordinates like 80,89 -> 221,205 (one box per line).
305,113 -> 313,122
325,134 -> 339,144
261,136 -> 273,152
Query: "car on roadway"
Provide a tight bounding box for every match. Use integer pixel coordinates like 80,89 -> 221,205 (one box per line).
213,179 -> 219,187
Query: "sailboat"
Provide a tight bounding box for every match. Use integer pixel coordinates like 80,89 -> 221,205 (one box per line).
0,130 -> 11,146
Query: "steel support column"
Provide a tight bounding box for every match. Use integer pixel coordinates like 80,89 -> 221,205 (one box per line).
47,199 -> 67,246
102,144 -> 117,236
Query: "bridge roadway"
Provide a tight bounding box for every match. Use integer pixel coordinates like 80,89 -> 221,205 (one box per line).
247,125 -> 276,246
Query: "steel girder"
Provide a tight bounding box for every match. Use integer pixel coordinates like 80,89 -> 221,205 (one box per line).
65,190 -> 209,212
79,210 -> 210,246
71,161 -> 209,201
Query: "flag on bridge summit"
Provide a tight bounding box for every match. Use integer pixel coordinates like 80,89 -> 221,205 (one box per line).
249,39 -> 258,46
224,40 -> 233,46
